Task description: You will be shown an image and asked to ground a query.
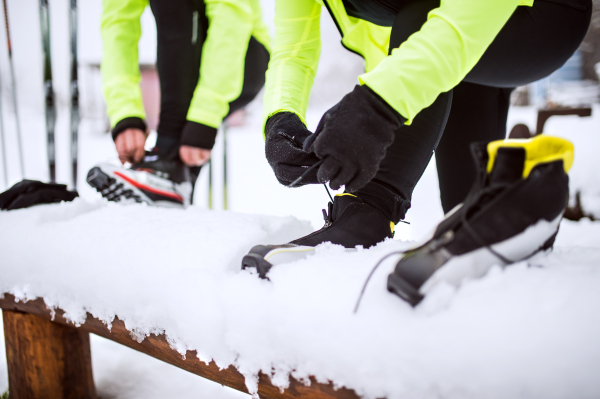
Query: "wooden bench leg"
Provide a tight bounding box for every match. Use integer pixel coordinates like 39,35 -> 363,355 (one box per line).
2,309 -> 97,399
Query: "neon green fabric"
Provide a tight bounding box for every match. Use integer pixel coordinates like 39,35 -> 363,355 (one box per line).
263,0 -> 533,129
262,0 -> 322,128
359,0 -> 526,124
101,0 -> 271,129
101,0 -> 148,127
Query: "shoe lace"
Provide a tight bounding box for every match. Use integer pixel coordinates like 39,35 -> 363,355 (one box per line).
353,249 -> 408,313
287,159 -> 324,188
287,160 -> 336,226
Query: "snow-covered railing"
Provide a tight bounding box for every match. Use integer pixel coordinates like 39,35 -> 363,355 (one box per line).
0,293 -> 360,399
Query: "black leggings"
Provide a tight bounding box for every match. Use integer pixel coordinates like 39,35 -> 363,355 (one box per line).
149,0 -> 270,151
365,0 -> 591,217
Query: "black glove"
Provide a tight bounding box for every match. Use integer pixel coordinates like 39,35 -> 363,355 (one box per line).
265,112 -> 321,186
0,180 -> 79,211
303,85 -> 406,192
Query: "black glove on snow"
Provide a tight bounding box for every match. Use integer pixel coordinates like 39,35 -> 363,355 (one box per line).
265,112 -> 321,186
303,85 -> 406,192
0,180 -> 79,211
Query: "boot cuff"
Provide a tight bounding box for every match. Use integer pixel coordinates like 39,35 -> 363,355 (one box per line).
352,182 -> 411,223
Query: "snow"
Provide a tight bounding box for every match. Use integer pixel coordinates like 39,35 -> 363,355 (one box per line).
0,1 -> 600,398
1,198 -> 599,399
1,116 -> 600,398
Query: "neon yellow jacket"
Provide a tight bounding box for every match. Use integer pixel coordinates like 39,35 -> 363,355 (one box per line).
263,0 -> 533,128
101,0 -> 271,130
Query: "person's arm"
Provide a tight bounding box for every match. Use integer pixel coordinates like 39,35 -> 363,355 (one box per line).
100,0 -> 148,135
359,0 -> 523,124
261,0 -> 322,132
182,0 -> 259,149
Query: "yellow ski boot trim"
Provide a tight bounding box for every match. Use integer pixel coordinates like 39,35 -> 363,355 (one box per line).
487,135 -> 574,178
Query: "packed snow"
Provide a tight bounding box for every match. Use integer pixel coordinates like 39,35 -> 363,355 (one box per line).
1,114 -> 600,398
1,0 -> 600,398
1,186 -> 600,399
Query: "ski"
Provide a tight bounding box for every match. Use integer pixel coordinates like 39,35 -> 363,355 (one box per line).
39,0 -> 56,182
69,0 -> 79,188
3,0 -> 24,179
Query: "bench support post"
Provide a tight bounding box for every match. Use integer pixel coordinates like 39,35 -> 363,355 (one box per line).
2,309 -> 97,399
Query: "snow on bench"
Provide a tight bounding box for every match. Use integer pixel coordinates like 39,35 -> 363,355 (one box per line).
0,293 -> 358,399
2,200 -> 600,398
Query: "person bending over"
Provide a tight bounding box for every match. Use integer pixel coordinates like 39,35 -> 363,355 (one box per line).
241,0 -> 590,275
88,0 -> 270,207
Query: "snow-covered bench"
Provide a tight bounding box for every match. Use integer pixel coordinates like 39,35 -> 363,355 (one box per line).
0,293 -> 359,399
3,201 -> 600,399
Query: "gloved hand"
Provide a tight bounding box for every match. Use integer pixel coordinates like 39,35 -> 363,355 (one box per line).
303,85 -> 406,192
265,112 -> 321,186
0,180 -> 79,211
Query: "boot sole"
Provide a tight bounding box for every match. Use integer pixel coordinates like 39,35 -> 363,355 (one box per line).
242,245 -> 356,279
241,253 -> 275,280
241,245 -> 317,279
87,164 -> 184,208
87,166 -> 151,205
388,214 -> 562,307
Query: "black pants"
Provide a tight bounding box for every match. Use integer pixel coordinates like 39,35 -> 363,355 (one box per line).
363,0 -> 591,218
149,0 -> 270,151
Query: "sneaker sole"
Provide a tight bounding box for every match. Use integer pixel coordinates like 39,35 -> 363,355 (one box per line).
87,165 -> 184,208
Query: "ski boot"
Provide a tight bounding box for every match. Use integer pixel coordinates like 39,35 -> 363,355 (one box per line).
86,150 -> 195,208
242,192 -> 397,279
387,135 -> 574,306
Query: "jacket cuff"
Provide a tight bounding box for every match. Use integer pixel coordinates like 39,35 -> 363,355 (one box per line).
181,121 -> 218,150
112,117 -> 147,141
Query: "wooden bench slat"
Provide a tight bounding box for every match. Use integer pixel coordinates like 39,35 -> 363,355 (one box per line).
0,294 -> 361,399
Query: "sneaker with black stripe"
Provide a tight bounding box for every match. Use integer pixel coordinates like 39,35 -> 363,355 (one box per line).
387,135 -> 573,306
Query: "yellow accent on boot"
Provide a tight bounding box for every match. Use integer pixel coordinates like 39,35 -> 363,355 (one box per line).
390,221 -> 395,234
335,193 -> 357,198
486,135 -> 574,178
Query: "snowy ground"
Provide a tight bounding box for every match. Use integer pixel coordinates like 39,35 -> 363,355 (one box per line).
1,101 -> 600,398
1,1 -> 600,398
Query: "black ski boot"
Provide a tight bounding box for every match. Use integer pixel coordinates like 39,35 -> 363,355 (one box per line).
242,192 -> 397,279
387,135 -> 573,306
87,149 -> 195,208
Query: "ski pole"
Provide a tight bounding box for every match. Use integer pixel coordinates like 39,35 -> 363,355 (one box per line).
39,0 -> 56,182
207,159 -> 212,209
3,0 -> 24,179
222,121 -> 228,210
69,0 -> 79,188
0,74 -> 7,188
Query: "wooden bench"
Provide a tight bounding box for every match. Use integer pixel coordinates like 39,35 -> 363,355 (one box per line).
508,106 -> 592,138
0,294 -> 360,399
